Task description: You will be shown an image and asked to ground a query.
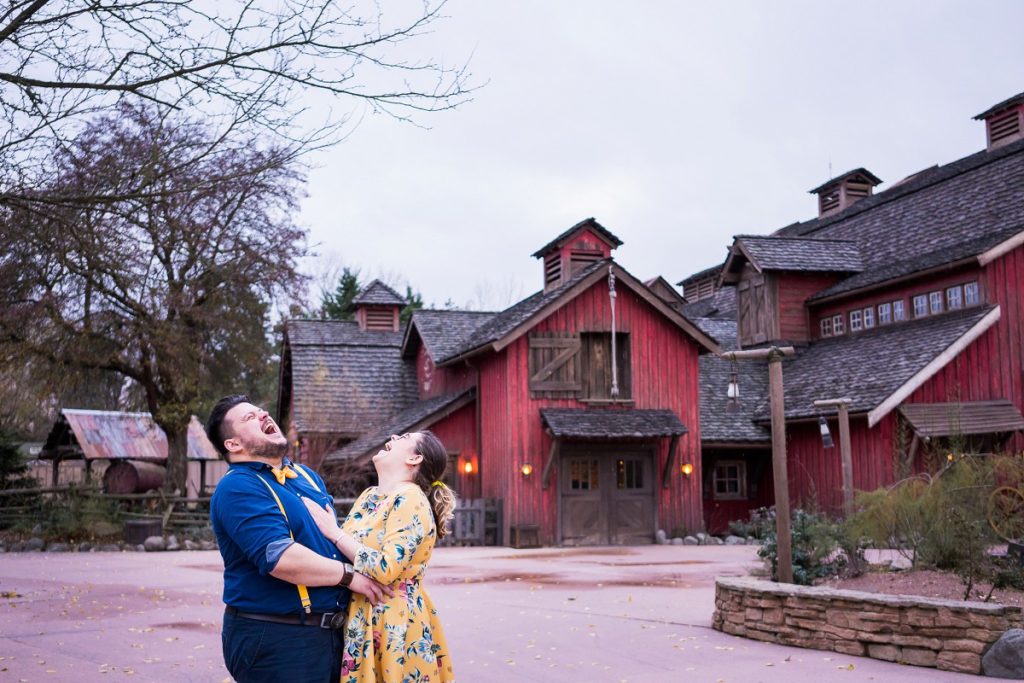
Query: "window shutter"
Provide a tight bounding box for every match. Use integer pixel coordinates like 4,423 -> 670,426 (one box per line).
528,333 -> 581,393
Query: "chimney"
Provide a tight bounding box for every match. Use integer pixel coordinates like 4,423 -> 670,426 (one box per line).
974,92 -> 1024,151
531,218 -> 623,291
809,168 -> 882,218
350,280 -> 406,331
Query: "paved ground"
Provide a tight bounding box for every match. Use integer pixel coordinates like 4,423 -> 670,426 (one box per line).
0,546 -> 986,682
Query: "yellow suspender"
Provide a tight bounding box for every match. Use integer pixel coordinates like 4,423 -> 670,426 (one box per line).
291,464 -> 321,492
254,476 -> 313,614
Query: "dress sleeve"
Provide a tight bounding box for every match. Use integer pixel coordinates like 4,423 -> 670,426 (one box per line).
351,488 -> 432,585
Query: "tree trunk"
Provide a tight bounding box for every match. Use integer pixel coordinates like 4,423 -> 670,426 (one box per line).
165,425 -> 190,494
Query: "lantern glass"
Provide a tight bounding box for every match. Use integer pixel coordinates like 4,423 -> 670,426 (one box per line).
462,461 -> 474,474
680,462 -> 694,476
520,463 -> 533,477
818,416 -> 834,449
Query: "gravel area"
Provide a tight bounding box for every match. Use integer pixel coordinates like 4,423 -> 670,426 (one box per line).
823,568 -> 1024,607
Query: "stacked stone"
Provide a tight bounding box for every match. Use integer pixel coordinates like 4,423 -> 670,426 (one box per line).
712,577 -> 1023,674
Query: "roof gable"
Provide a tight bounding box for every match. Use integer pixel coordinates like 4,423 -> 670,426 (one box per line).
721,235 -> 864,283
401,309 -> 497,360
352,279 -> 406,307
530,217 -> 623,258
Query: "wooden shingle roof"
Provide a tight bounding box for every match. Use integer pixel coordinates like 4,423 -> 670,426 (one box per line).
726,235 -> 864,275
899,400 -> 1024,438
540,408 -> 687,440
351,279 -> 407,306
283,320 -> 417,436
403,309 -> 497,360
530,217 -> 623,258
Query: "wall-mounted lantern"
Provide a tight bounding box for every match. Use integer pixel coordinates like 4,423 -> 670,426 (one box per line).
680,462 -> 693,476
726,369 -> 741,413
462,459 -> 475,475
520,463 -> 534,477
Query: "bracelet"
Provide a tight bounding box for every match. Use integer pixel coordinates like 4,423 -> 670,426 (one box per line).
337,562 -> 354,587
332,530 -> 345,547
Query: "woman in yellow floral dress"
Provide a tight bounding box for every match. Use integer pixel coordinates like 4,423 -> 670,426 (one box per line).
304,431 -> 455,683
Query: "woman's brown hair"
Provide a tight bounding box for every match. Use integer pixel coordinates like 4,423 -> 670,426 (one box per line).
412,431 -> 456,539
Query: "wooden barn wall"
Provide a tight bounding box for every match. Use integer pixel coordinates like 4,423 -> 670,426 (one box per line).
784,415 -> 896,514
416,345 -> 475,400
773,273 -> 843,343
701,448 -> 774,534
428,402 -> 480,499
477,279 -> 703,545
809,264 -> 984,339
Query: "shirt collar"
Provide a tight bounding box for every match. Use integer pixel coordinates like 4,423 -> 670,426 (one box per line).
229,456 -> 293,471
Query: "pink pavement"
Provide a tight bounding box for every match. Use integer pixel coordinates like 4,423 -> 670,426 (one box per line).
1,546 -> 981,682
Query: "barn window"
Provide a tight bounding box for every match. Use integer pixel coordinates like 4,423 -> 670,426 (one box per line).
849,309 -> 863,332
580,332 -> 632,400
877,302 -> 892,325
862,306 -> 875,329
946,286 -> 963,310
964,281 -> 980,306
893,300 -> 907,322
570,459 -> 599,490
713,461 -> 747,500
913,294 -> 929,318
832,313 -> 845,335
929,291 -> 944,314
528,333 -> 581,395
820,317 -> 833,338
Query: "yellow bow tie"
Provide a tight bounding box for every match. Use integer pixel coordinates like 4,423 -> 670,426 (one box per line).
271,465 -> 298,485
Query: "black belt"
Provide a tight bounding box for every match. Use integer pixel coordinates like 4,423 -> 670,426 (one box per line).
225,605 -> 346,630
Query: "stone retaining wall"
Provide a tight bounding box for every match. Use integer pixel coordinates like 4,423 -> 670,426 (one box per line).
712,577 -> 1024,674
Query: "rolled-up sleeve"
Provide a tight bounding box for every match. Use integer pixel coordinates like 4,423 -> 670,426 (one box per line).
213,474 -> 293,575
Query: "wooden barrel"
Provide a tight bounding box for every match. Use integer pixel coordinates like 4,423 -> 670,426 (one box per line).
103,460 -> 166,494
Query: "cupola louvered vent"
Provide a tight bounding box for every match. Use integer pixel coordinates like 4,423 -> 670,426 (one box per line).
544,252 -> 562,288
365,307 -> 396,331
569,249 -> 602,274
974,93 -> 1024,151
809,168 -> 882,217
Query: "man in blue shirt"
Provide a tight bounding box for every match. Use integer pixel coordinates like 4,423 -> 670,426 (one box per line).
207,395 -> 390,683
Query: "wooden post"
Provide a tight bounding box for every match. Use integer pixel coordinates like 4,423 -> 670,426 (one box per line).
51,456 -> 60,488
767,349 -> 793,584
84,458 -> 93,485
814,398 -> 854,518
200,460 -> 208,495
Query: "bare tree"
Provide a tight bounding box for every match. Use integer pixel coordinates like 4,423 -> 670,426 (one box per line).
0,0 -> 474,205
0,103 -> 307,491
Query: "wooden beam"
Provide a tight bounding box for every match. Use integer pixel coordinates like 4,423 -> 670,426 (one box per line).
541,438 -> 560,490
662,435 -> 680,489
978,229 -> 1024,266
768,354 -> 793,584
720,346 -> 796,361
837,402 -> 854,519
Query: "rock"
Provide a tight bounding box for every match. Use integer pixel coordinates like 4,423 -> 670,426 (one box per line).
0,545 -> 6,553
683,536 -> 699,545
696,532 -> 707,545
982,628 -> 1024,679
166,536 -> 181,552
25,537 -> 45,551
724,535 -> 746,545
100,544 -> 121,552
711,536 -> 725,545
198,540 -> 216,551
746,536 -> 756,544
31,523 -> 42,535
670,537 -> 684,545
134,544 -> 146,552
77,542 -> 93,552
46,542 -> 71,552
90,521 -> 121,537
143,536 -> 165,552
184,539 -> 198,551
655,529 -> 668,545
9,541 -> 25,552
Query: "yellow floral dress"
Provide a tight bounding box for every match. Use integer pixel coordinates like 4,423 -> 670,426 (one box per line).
340,483 -> 454,683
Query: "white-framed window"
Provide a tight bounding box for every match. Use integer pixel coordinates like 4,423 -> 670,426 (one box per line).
832,313 -> 845,335
893,300 -> 907,322
863,307 -> 875,329
849,309 -> 863,331
929,291 -> 944,314
713,460 -> 747,500
878,302 -> 892,325
913,294 -> 929,318
964,281 -> 980,306
946,286 -> 963,310
820,316 -> 833,338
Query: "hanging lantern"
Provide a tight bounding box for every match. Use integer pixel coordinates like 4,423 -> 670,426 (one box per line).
726,369 -> 740,413
819,416 -> 834,449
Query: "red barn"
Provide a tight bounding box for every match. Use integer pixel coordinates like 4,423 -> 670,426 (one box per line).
288,219 -> 720,545
680,91 -> 1024,530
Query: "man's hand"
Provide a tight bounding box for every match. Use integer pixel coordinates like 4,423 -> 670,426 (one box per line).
348,572 -> 394,606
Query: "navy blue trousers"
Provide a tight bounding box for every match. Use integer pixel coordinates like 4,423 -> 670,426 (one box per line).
222,609 -> 342,683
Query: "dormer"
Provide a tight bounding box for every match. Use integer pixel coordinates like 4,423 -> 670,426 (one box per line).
974,91 -> 1024,151
532,218 -> 622,291
809,168 -> 882,217
351,279 -> 405,331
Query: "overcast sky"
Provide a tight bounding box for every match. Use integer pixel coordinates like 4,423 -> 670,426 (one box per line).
298,0 -> 1024,311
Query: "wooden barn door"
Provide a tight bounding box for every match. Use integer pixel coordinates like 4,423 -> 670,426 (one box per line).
560,444 -> 655,546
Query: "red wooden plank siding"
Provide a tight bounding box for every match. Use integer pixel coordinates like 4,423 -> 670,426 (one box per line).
775,273 -> 842,342
473,278 -> 703,544
428,403 -> 480,498
416,345 -> 475,399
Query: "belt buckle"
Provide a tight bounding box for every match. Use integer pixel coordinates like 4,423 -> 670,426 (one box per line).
320,612 -> 345,630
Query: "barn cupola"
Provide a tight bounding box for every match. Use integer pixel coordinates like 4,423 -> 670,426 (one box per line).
351,279 -> 406,332
809,168 -> 882,217
974,91 -> 1024,151
531,218 -> 623,291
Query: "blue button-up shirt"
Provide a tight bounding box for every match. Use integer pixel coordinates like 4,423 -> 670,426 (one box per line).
210,459 -> 351,615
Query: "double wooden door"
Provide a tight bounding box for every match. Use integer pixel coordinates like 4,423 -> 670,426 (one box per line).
559,445 -> 655,546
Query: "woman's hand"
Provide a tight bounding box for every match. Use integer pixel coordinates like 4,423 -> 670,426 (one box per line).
302,498 -> 342,541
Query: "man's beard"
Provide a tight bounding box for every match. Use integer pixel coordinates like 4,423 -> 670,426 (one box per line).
242,434 -> 289,459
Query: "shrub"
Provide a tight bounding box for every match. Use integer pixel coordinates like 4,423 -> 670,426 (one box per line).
758,508 -> 849,585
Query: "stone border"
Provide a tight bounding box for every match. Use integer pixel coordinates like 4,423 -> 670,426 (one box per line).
712,577 -> 1024,674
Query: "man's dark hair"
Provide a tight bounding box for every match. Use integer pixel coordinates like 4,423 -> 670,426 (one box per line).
206,395 -> 250,459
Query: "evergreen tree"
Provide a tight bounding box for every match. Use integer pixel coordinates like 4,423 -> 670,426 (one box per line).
0,428 -> 37,490
320,268 -> 362,320
401,286 -> 425,324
